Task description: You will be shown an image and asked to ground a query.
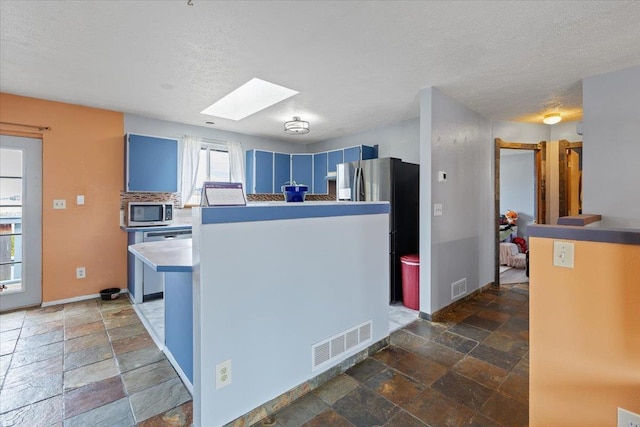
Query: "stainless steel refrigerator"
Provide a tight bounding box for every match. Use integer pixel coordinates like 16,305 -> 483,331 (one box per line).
337,157 -> 419,303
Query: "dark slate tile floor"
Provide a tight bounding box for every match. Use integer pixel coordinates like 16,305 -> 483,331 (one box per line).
1,282 -> 528,427
256,282 -> 530,427
0,297 -> 192,427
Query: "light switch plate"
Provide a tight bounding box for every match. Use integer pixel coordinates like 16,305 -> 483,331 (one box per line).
434,204 -> 443,216
76,195 -> 85,205
553,241 -> 575,268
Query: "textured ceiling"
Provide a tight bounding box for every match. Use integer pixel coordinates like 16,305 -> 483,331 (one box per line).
2,1 -> 640,143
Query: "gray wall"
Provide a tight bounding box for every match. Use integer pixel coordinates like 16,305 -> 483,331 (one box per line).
500,150 -> 535,239
420,88 -> 493,315
582,65 -> 640,228
124,114 -> 306,154
307,118 -> 420,164
492,120 -> 549,143
550,121 -> 582,142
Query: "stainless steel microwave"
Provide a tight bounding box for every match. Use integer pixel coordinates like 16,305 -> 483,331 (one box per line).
125,202 -> 173,227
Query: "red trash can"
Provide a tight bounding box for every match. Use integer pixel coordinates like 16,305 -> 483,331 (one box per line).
400,254 -> 420,310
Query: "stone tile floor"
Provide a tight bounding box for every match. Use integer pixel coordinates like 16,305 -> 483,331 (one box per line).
0,297 -> 192,426
255,282 -> 530,427
0,282 -> 528,427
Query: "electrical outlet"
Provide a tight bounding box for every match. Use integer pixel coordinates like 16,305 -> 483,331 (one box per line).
618,408 -> 640,427
215,359 -> 232,389
433,203 -> 443,216
553,241 -> 574,268
53,199 -> 66,209
76,267 -> 86,279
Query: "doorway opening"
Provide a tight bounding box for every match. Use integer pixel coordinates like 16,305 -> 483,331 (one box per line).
558,140 -> 583,217
494,138 -> 546,286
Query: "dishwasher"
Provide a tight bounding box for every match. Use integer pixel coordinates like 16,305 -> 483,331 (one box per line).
142,229 -> 192,301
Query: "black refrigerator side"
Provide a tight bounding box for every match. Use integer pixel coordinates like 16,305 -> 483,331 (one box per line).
389,159 -> 420,303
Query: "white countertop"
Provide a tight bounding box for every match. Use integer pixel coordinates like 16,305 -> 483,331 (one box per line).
128,238 -> 192,272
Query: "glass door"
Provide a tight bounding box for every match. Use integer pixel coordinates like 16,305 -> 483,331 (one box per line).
0,135 -> 42,311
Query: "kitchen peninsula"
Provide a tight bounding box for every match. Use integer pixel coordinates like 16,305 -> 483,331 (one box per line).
128,201 -> 391,426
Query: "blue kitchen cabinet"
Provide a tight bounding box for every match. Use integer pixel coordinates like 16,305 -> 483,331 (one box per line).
291,154 -> 313,187
246,150 -> 274,193
164,271 -> 193,383
343,146 -> 361,164
126,133 -> 178,192
313,152 -> 328,194
361,145 -> 376,160
255,151 -> 274,193
327,150 -> 344,174
274,153 -> 291,192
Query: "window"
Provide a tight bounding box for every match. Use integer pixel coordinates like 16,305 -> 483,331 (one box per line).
187,144 -> 230,205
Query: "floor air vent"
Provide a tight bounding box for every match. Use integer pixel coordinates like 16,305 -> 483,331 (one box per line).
312,320 -> 373,370
451,278 -> 467,300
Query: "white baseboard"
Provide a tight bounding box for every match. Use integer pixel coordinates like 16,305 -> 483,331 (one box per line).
40,289 -> 129,307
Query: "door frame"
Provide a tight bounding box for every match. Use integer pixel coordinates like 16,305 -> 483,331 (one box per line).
558,140 -> 583,218
494,138 -> 546,286
0,134 -> 43,311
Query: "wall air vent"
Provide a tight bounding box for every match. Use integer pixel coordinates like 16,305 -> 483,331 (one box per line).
451,278 -> 467,300
311,320 -> 373,370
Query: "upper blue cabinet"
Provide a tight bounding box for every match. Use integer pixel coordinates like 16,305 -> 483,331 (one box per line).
126,133 -> 178,193
274,153 -> 291,191
313,152 -> 328,194
245,145 -> 376,194
291,154 -> 313,188
327,150 -> 344,174
246,150 -> 274,194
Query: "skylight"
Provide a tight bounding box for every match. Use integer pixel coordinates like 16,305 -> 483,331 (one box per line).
201,78 -> 298,121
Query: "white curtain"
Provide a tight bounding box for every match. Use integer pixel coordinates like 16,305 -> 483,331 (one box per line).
227,141 -> 245,192
180,135 -> 201,207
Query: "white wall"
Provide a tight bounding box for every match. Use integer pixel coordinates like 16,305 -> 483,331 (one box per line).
124,114 -> 306,154
582,65 -> 640,228
307,118 -> 420,164
500,150 -> 535,239
192,208 -> 390,426
420,88 -> 493,315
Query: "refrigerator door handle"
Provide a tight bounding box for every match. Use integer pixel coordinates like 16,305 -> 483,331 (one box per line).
354,167 -> 360,201
354,167 -> 364,201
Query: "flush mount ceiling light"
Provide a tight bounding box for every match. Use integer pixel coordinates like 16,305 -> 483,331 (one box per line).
543,113 -> 562,125
284,117 -> 310,135
201,78 -> 298,121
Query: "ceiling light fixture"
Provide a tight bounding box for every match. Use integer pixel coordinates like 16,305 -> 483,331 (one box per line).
543,113 -> 562,125
201,78 -> 298,121
284,117 -> 310,135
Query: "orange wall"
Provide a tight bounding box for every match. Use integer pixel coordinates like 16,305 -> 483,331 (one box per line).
0,93 -> 126,302
529,237 -> 640,426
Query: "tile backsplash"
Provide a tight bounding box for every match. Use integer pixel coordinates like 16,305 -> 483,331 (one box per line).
120,192 -> 180,210
120,192 -> 336,210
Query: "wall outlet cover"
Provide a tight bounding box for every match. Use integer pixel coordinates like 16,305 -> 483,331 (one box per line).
434,204 -> 443,216
618,407 -> 640,427
215,359 -> 232,389
76,267 -> 86,279
53,199 -> 66,209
